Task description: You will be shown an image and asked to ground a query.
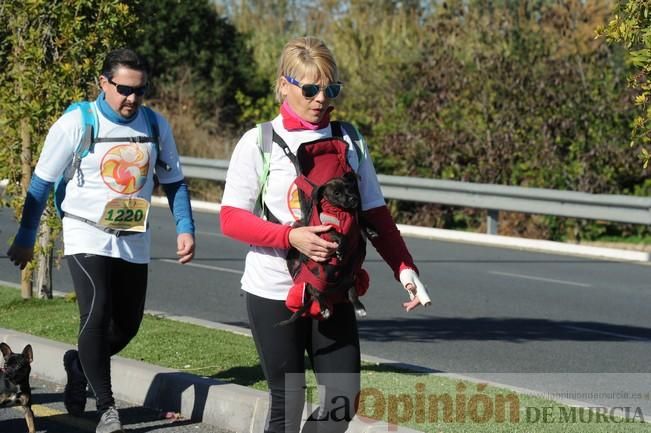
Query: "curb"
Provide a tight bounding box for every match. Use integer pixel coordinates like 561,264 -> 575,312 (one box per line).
150,196 -> 651,263
0,328 -> 422,433
397,225 -> 651,263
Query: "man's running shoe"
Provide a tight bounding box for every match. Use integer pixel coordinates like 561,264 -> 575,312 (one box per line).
96,406 -> 123,433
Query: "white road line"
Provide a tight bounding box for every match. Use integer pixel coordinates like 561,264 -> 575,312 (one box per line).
158,259 -> 243,274
563,325 -> 650,341
489,271 -> 591,287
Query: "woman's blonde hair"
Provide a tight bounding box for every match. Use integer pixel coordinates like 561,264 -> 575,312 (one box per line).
275,36 -> 338,102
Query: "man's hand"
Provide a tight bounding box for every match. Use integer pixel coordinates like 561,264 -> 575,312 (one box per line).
176,233 -> 195,264
399,268 -> 432,312
7,243 -> 34,270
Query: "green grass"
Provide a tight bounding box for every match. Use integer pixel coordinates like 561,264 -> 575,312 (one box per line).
1,285 -> 649,432
0,287 -> 265,389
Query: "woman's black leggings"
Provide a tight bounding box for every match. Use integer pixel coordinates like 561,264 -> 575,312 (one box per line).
246,292 -> 361,433
67,254 -> 147,411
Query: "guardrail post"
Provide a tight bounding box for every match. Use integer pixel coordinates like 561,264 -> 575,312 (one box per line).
487,209 -> 499,235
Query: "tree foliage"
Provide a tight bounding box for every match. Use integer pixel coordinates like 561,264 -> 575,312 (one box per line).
116,0 -> 264,161
376,0 -> 643,238
383,1 -> 633,188
220,0 -> 309,125
222,0 -> 426,130
599,0 -> 651,167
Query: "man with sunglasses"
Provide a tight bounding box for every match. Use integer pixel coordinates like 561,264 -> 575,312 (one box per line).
7,48 -> 195,433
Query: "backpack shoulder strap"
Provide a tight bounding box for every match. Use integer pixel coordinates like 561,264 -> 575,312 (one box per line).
255,122 -> 303,220
141,105 -> 171,171
258,121 -> 274,154
64,100 -> 97,126
62,101 -> 97,181
255,122 -> 274,216
141,105 -> 160,142
56,101 -> 97,217
331,121 -> 365,168
257,121 -> 274,186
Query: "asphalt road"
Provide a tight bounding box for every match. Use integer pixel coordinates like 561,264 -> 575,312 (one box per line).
0,376 -> 229,433
2,205 -> 651,415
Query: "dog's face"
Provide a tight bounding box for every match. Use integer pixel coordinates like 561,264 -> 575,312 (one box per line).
319,172 -> 360,211
0,343 -> 32,386
0,343 -> 35,432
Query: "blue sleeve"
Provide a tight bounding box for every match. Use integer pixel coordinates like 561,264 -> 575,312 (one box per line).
14,174 -> 53,247
161,180 -> 195,234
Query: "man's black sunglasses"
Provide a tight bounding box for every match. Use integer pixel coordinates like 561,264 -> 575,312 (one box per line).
107,77 -> 147,97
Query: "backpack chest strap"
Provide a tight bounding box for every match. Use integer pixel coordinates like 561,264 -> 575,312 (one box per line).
92,136 -> 170,171
93,136 -> 157,143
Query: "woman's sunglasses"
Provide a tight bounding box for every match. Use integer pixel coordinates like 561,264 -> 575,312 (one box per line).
107,77 -> 147,97
284,76 -> 342,99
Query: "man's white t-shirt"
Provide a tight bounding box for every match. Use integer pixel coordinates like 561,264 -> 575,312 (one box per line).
34,101 -> 184,264
222,115 -> 385,300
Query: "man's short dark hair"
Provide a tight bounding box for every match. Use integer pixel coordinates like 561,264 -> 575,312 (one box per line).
101,48 -> 149,79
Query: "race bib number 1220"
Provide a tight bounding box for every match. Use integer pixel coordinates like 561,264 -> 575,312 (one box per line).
99,198 -> 150,232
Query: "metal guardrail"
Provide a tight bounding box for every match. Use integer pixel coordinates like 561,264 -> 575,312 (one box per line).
3,159 -> 649,234
180,157 -> 230,182
183,156 -> 651,234
377,174 -> 651,233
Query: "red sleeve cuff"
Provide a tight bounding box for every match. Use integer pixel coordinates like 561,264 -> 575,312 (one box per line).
220,206 -> 291,249
361,206 -> 418,280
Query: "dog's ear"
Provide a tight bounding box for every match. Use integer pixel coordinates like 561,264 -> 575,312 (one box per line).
0,342 -> 12,360
22,345 -> 33,364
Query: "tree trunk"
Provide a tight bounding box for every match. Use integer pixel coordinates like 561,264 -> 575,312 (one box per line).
20,118 -> 33,299
35,221 -> 53,299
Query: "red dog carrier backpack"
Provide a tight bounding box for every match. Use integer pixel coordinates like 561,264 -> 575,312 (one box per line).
256,121 -> 371,325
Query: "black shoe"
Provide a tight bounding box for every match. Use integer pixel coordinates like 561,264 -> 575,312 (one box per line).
63,349 -> 87,416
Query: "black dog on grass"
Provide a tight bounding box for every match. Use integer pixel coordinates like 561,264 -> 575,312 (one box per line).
0,343 -> 35,433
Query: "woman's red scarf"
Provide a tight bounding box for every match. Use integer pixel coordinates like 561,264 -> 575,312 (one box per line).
280,100 -> 333,131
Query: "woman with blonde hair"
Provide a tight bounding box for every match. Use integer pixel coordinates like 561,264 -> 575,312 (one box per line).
221,36 -> 429,432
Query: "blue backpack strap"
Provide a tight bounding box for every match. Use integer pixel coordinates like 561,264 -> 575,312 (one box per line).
142,105 -> 170,171
141,105 -> 159,140
67,101 -> 97,164
55,101 -> 98,217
